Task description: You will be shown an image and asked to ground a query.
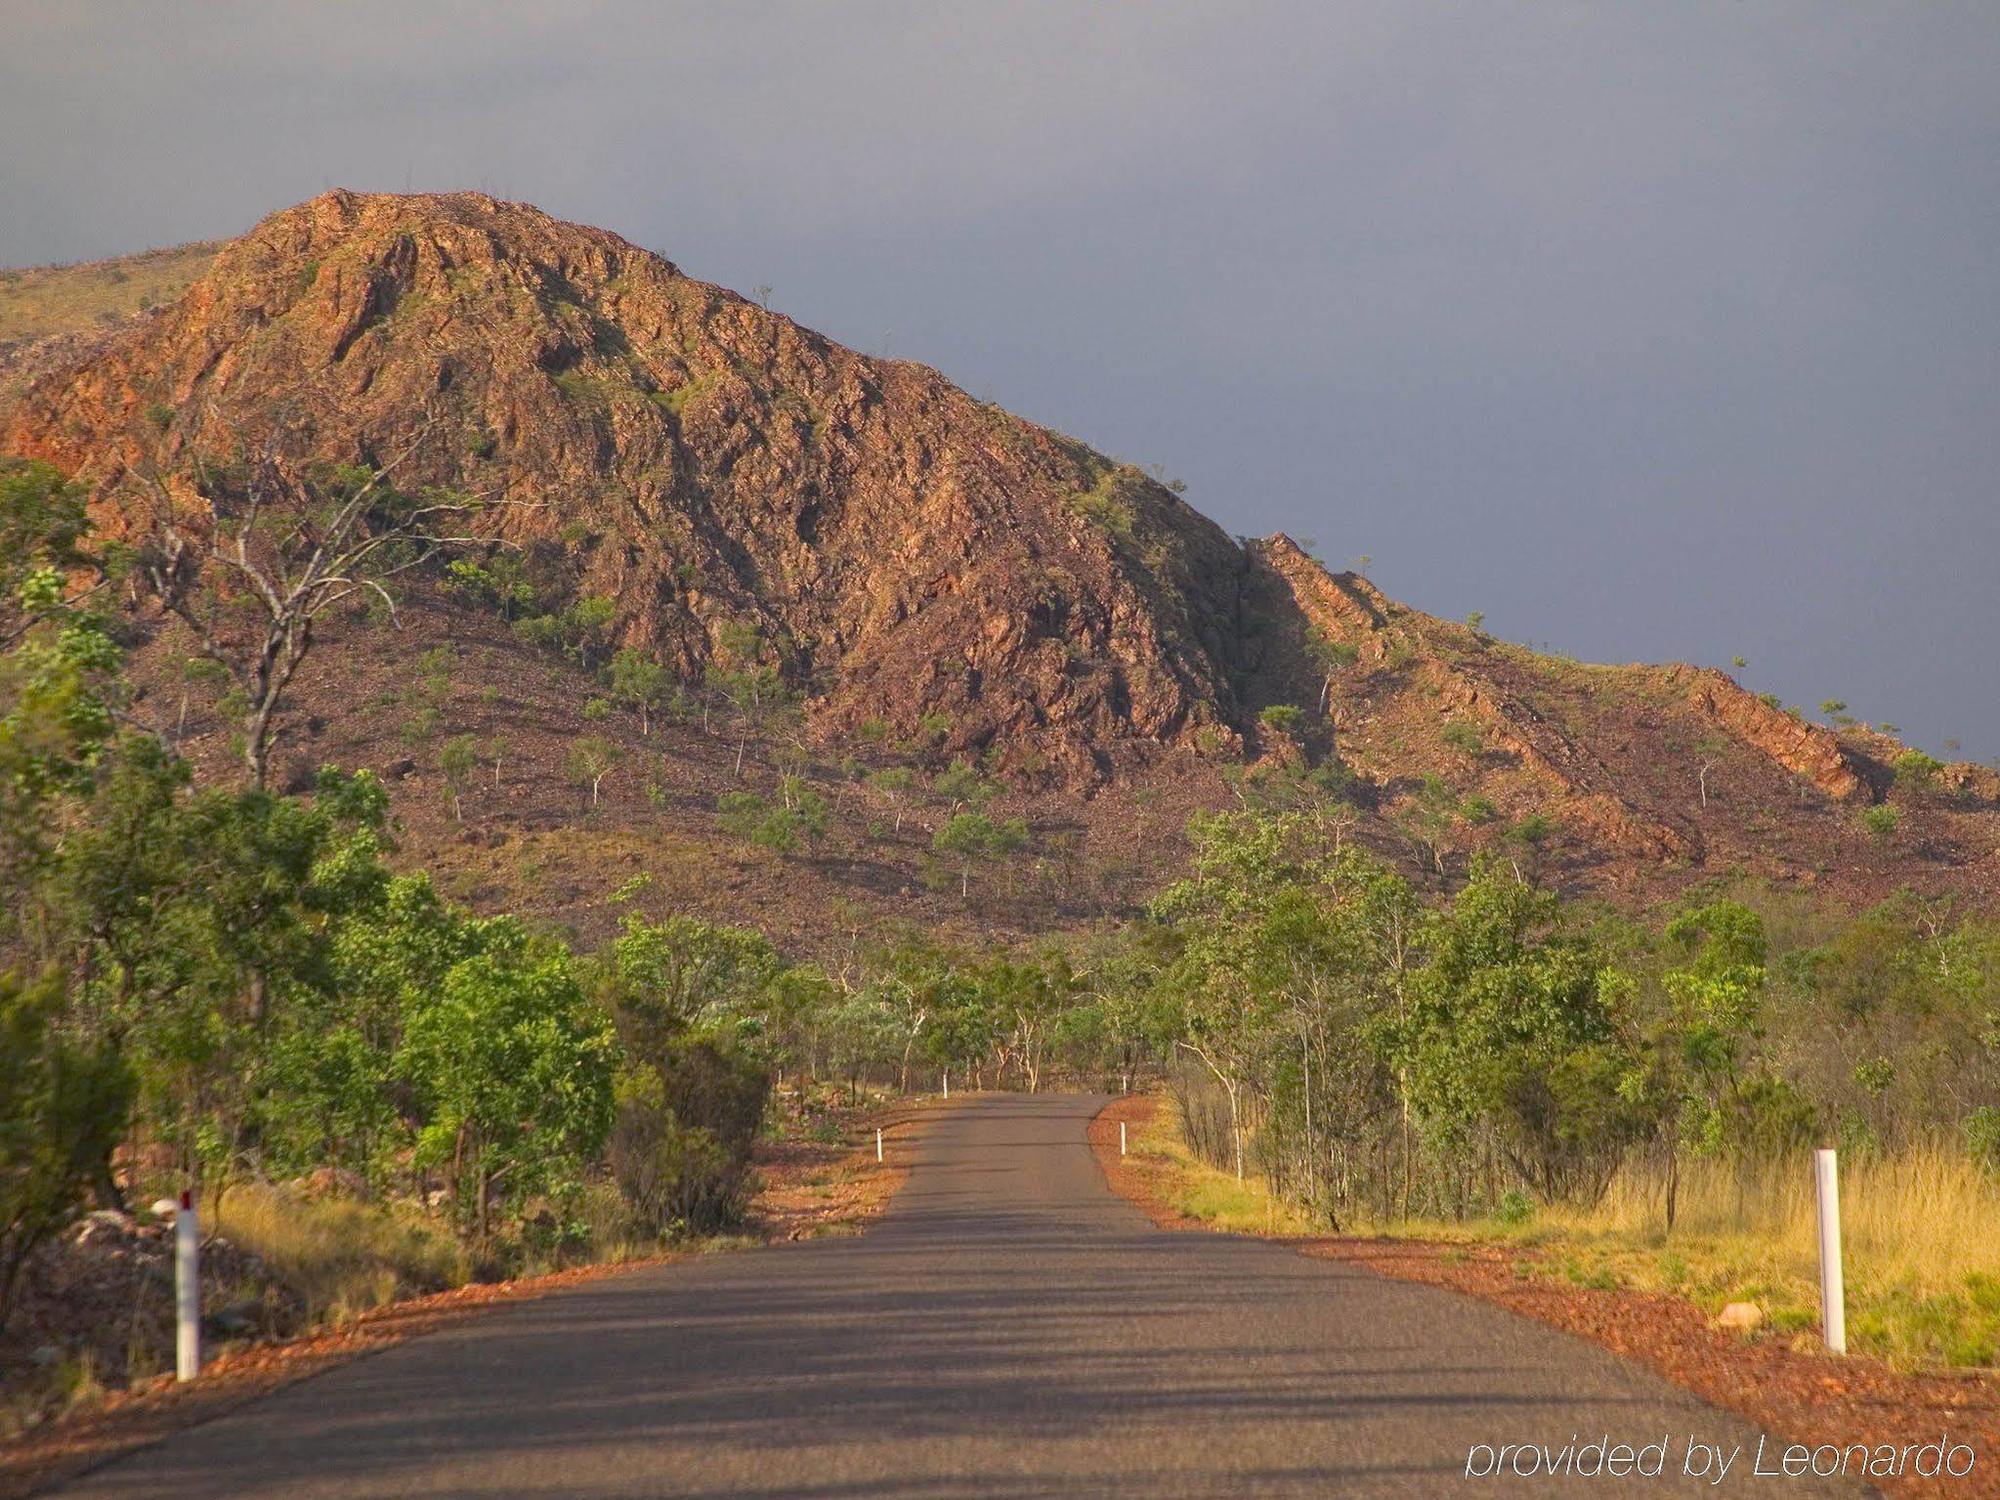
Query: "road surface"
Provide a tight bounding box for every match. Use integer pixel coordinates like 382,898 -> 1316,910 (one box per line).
57,1095 -> 1865,1498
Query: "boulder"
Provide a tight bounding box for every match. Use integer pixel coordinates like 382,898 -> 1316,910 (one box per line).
70,1209 -> 136,1247
1717,1301 -> 1764,1333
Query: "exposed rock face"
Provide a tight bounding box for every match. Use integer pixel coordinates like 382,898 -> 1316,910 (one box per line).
1667,665 -> 1866,802
3,191 -> 1246,782
1252,535 -> 1696,859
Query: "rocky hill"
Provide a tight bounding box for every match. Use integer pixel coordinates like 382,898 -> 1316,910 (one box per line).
4,191 -> 1994,943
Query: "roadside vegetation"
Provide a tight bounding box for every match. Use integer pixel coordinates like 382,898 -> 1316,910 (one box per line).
0,459 -> 1124,1433
5,445 -> 1999,1445
1127,1092 -> 2000,1371
1121,800 -> 2000,1373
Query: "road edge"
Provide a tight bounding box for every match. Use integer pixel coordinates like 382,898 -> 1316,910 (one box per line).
2,1094 -> 953,1500
1088,1094 -> 1996,1500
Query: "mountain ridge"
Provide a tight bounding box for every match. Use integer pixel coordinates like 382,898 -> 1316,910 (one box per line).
3,189 -> 1994,931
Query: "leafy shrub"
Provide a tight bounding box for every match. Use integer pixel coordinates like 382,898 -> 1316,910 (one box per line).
1440,720 -> 1484,756
1258,704 -> 1305,736
1892,750 -> 1945,793
1,971 -> 133,1328
609,1036 -> 769,1238
1860,804 -> 1901,842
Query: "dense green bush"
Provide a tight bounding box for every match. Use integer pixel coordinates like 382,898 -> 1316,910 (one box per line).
610,1036 -> 769,1237
1,970 -> 133,1326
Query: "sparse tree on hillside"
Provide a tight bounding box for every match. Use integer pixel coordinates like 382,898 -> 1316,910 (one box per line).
1503,812 -> 1558,882
609,647 -> 668,735
930,759 -> 991,816
567,735 -> 620,808
1861,804 -> 1901,844
933,812 -> 1028,898
481,734 -> 508,789
705,621 -> 787,778
866,767 -> 920,833
1259,704 -> 1306,740
1304,627 -> 1360,717
440,734 -> 478,822
1694,735 -> 1729,812
1401,773 -> 1459,877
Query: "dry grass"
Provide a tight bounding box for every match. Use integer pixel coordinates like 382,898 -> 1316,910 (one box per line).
1358,1148 -> 2000,1371
212,1185 -> 466,1326
0,243 -> 221,342
1131,1092 -> 2000,1369
1131,1097 -> 1316,1236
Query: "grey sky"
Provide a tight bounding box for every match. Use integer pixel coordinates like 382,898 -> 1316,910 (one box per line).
5,2 -> 1996,759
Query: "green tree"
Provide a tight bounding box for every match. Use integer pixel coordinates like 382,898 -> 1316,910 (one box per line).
567,735 -> 621,807
932,812 -> 1027,898
929,759 -> 991,815
444,552 -> 537,620
1892,750 -> 1944,794
1152,811 -> 1318,1179
0,970 -> 133,1328
481,734 -> 508,789
705,621 -> 788,777
604,914 -> 783,1043
1649,899 -> 1789,1216
1398,861 -> 1641,1205
1861,804 -> 1901,843
1258,703 -> 1306,738
609,648 -> 669,735
396,923 -> 616,1241
440,734 -> 478,822
53,751 -> 391,1199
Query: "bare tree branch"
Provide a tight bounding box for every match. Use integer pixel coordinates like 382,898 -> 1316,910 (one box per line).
123,405 -> 499,788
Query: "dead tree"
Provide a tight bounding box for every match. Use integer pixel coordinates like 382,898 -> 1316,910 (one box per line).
130,417 -> 495,788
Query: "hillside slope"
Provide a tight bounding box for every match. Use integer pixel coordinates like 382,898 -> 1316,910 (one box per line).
3,191 -> 1246,786
0,240 -> 223,407
3,191 -> 1993,941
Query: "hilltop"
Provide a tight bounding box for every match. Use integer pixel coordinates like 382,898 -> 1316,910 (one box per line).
3,191 -> 1993,945
0,239 -> 222,405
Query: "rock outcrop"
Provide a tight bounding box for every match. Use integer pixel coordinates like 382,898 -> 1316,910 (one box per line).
3,191 -> 1246,783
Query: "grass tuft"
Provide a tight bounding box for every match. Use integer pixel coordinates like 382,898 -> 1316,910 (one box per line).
214,1185 -> 466,1325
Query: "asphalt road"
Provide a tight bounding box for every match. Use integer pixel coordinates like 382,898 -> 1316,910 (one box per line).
57,1095 -> 1867,1499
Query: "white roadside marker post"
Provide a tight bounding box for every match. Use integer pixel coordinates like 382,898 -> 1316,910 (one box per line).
1119,1120 -> 1127,1157
876,1127 -> 884,1163
1815,1147 -> 1846,1355
175,1189 -> 200,1382
943,1070 -> 949,1100
1121,1070 -> 1129,1095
